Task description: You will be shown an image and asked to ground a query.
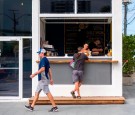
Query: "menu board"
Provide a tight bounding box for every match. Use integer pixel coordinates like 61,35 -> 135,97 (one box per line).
65,24 -> 105,54
65,24 -> 79,54
86,24 -> 105,42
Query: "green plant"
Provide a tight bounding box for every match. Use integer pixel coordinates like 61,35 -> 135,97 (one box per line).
123,35 -> 135,76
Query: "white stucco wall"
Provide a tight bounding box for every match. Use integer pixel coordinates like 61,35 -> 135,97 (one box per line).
32,0 -> 122,97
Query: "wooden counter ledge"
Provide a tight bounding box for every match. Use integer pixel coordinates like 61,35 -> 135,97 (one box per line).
36,60 -> 118,64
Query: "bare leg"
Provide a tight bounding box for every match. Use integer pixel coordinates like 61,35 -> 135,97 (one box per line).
79,82 -> 82,87
46,92 -> 56,107
31,92 -> 40,107
74,81 -> 80,96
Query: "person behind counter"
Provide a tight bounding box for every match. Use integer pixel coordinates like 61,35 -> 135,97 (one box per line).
81,43 -> 91,56
89,39 -> 103,56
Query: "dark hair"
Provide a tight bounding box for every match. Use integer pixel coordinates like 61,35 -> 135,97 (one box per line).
78,47 -> 83,52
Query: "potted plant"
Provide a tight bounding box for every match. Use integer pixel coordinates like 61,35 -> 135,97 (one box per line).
123,35 -> 135,85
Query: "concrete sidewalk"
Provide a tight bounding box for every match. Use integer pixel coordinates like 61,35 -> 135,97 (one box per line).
0,84 -> 135,115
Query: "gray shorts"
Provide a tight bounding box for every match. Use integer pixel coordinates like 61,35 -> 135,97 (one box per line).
35,80 -> 50,94
72,70 -> 84,83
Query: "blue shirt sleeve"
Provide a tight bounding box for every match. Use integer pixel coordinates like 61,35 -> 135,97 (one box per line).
40,58 -> 45,68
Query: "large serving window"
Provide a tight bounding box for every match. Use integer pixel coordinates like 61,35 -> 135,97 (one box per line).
40,18 -> 112,56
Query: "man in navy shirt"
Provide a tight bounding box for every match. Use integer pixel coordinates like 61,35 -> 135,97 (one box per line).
25,49 -> 58,112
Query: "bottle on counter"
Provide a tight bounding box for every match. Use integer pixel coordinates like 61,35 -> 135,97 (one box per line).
107,49 -> 112,56
65,54 -> 68,57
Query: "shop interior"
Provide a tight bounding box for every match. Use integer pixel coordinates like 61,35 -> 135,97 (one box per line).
40,18 -> 112,56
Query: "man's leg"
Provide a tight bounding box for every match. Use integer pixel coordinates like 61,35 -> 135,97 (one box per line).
79,82 -> 82,87
31,92 -> 40,107
74,81 -> 80,96
71,81 -> 80,98
46,92 -> 58,112
46,92 -> 56,107
25,92 -> 40,111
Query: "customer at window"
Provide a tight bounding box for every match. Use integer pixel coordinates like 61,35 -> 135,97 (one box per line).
71,47 -> 88,99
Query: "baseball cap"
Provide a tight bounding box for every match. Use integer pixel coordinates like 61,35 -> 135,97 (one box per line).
37,49 -> 46,54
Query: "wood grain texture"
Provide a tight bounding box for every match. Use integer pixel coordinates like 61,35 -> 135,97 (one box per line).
29,96 -> 125,105
36,60 -> 118,64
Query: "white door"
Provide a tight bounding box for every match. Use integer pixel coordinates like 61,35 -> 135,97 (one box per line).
0,37 -> 22,99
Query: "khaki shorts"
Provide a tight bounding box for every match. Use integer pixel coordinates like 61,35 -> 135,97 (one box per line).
35,80 -> 50,94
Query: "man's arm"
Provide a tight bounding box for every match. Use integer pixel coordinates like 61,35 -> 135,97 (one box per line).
48,68 -> 54,85
30,67 -> 45,78
84,53 -> 89,60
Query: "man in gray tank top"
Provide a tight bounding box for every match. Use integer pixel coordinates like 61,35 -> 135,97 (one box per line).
71,47 -> 88,99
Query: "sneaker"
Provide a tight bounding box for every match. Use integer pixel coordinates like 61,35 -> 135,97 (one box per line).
76,96 -> 81,99
71,91 -> 76,98
25,105 -> 34,111
49,106 -> 58,112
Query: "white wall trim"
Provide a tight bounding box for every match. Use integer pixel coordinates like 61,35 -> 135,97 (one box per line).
112,0 -> 122,96
39,14 -> 112,18
32,0 -> 40,96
